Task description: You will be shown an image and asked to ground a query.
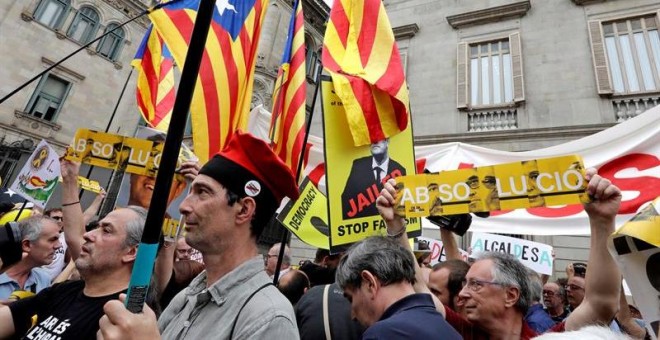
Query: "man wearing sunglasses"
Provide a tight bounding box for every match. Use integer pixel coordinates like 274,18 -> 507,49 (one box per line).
377,168 -> 623,339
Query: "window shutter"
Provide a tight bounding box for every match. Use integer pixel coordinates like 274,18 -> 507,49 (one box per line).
587,20 -> 613,95
457,42 -> 468,109
509,32 -> 525,102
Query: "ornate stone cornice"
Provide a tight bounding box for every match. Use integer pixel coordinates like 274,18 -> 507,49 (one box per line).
414,123 -> 615,146
303,0 -> 330,33
446,1 -> 531,29
393,23 -> 419,40
101,0 -> 150,28
571,0 -> 607,5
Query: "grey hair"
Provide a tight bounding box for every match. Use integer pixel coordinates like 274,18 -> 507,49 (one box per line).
19,216 -> 54,243
476,251 -> 531,314
271,243 -> 291,265
121,205 -> 148,248
336,236 -> 416,290
526,268 -> 543,303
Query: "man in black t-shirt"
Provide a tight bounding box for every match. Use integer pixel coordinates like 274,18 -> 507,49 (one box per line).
0,205 -> 147,339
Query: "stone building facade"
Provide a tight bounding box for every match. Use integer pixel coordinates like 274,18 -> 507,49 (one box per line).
375,0 -> 660,278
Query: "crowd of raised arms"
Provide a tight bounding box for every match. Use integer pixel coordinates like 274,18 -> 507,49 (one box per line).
0,131 -> 654,340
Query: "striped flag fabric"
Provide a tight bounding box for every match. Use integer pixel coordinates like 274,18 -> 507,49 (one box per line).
132,25 -> 176,132
270,0 -> 306,177
322,0 -> 410,146
149,0 -> 269,162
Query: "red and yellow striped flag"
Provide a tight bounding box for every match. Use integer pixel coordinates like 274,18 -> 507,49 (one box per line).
322,0 -> 409,146
270,0 -> 306,176
132,25 -> 175,132
149,0 -> 269,162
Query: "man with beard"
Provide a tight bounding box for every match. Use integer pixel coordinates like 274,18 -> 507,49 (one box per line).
0,206 -> 147,339
543,281 -> 569,322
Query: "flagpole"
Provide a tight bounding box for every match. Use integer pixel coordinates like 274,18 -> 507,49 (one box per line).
272,60 -> 322,285
79,69 -> 134,199
124,0 -> 216,313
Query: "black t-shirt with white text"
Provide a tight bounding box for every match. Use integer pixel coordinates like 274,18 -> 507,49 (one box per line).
9,280 -> 123,340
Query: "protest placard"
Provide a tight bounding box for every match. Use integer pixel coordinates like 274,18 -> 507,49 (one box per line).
322,77 -> 421,253
395,155 -> 590,217
470,232 -> 554,275
277,177 -> 330,249
417,236 -> 469,265
9,140 -> 60,208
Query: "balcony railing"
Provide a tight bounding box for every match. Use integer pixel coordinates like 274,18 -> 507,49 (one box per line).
468,109 -> 518,132
612,96 -> 660,122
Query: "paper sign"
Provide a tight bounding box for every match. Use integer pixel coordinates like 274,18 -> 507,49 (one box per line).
277,177 -> 330,250
417,236 -> 469,265
395,155 -> 590,217
322,77 -> 421,253
66,128 -> 198,177
470,232 -> 554,275
58,176 -> 103,193
608,197 -> 660,340
9,140 -> 61,209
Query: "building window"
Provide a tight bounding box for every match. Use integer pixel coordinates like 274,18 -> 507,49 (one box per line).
589,14 -> 660,95
25,74 -> 71,121
457,32 -> 524,109
470,40 -> 513,106
97,23 -> 125,61
67,6 -> 100,44
33,0 -> 70,29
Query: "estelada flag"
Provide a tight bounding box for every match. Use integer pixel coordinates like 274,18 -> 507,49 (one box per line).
322,0 -> 410,146
132,25 -> 176,132
149,0 -> 269,162
270,0 -> 306,176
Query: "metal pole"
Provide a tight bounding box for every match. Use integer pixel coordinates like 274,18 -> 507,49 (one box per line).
273,61 -> 323,285
79,69 -> 134,199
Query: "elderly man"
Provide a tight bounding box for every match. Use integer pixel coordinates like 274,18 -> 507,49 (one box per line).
0,216 -> 60,299
336,236 -> 461,338
543,281 -> 569,322
265,242 -> 291,280
0,205 -> 148,339
99,131 -> 301,339
377,168 -> 623,339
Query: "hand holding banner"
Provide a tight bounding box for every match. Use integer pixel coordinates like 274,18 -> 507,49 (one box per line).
395,155 -> 590,217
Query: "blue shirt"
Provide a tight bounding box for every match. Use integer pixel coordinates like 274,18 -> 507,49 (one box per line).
363,293 -> 461,339
0,268 -> 51,300
525,303 -> 556,334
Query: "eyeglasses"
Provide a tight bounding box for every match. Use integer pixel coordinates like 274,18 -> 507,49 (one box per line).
564,284 -> 584,291
263,254 -> 278,260
461,278 -> 506,292
542,290 -> 557,297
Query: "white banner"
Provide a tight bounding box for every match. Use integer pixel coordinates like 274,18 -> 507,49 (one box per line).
249,106 -> 660,235
470,232 -> 554,275
418,236 -> 469,266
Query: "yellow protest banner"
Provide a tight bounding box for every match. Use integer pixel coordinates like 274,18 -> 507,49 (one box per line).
66,129 -> 197,177
277,177 -> 330,250
64,176 -> 102,193
322,76 -> 421,253
395,155 -> 590,216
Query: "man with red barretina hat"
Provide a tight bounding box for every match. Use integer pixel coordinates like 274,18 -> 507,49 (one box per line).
98,131 -> 301,340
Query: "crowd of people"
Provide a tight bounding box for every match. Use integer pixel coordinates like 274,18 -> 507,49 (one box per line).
0,131 -> 654,339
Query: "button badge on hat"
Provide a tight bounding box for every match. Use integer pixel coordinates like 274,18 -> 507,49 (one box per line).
244,180 -> 261,197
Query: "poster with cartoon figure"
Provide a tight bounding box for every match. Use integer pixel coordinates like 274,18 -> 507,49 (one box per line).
322,76 -> 421,253
9,140 -> 61,208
